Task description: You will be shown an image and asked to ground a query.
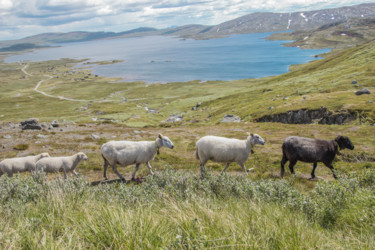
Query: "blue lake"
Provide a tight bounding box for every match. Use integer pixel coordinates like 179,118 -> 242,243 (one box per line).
5,33 -> 330,83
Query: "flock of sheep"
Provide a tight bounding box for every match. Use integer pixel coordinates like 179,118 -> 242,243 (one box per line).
0,132 -> 354,181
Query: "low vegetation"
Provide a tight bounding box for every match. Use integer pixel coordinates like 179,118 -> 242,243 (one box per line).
0,170 -> 374,248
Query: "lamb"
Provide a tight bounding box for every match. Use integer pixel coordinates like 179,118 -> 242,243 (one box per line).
101,134 -> 174,181
35,152 -> 88,179
281,135 -> 354,179
0,153 -> 50,177
195,133 -> 265,177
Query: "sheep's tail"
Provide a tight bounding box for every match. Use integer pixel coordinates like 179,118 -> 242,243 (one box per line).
195,147 -> 200,160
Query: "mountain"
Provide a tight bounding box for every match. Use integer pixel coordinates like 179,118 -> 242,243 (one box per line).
195,3 -> 375,38
1,3 -> 375,50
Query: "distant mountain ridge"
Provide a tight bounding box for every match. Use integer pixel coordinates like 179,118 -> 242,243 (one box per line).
1,3 -> 375,50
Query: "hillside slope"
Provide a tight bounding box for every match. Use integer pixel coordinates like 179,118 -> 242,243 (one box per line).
199,40 -> 375,124
269,18 -> 375,49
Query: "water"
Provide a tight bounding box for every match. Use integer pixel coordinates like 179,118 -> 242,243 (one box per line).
5,33 -> 329,83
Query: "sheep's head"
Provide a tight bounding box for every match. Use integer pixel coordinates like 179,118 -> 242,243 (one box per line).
335,135 -> 354,150
158,134 -> 174,149
77,152 -> 88,160
248,133 -> 265,146
41,152 -> 51,158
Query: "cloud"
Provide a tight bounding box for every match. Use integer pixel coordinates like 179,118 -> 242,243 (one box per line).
0,0 -> 373,40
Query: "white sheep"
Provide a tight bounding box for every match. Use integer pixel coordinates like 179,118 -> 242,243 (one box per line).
195,133 -> 265,177
101,134 -> 174,181
35,152 -> 88,179
0,153 -> 50,177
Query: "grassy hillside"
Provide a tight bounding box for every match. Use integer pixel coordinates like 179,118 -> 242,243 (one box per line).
1,38 -> 374,126
268,18 -> 375,49
0,33 -> 374,248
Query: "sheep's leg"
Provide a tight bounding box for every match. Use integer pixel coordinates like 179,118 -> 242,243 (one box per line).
63,168 -> 67,179
239,163 -> 248,175
199,158 -> 208,178
288,160 -> 297,176
309,163 -> 318,180
72,170 -> 78,177
131,163 -> 140,180
327,164 -> 338,179
221,163 -> 230,174
280,154 -> 288,178
146,162 -> 154,176
103,159 -> 109,180
112,164 -> 126,180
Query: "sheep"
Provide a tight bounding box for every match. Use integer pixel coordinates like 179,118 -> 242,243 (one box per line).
101,134 -> 174,181
35,152 -> 88,179
195,133 -> 265,177
0,153 -> 50,177
281,135 -> 354,179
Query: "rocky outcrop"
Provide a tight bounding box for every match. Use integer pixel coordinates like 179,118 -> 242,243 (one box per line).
355,88 -> 371,95
166,115 -> 183,123
221,114 -> 241,123
21,118 -> 42,130
255,107 -> 356,125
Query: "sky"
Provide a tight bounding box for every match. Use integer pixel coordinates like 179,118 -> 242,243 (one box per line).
0,0 -> 373,41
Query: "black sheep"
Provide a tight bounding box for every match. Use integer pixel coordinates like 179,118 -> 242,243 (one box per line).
281,135 -> 354,179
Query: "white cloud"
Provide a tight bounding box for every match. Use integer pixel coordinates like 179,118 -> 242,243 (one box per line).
0,0 -> 373,40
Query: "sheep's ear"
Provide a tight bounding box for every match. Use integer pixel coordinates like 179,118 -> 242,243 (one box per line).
158,133 -> 163,139
250,133 -> 254,137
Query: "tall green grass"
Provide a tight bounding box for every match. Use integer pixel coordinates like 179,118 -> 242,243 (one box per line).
0,169 -> 374,248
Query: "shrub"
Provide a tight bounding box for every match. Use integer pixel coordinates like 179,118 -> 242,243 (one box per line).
13,144 -> 29,151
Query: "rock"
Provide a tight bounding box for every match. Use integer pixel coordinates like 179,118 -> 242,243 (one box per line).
22,124 -> 42,130
283,97 -> 288,100
133,130 -> 141,134
351,80 -> 358,84
192,106 -> 197,111
90,134 -> 100,140
20,118 -> 42,130
51,120 -> 59,127
221,114 -> 241,123
355,88 -> 371,95
4,135 -> 11,139
369,100 -> 373,103
166,115 -> 183,123
37,134 -> 48,139
148,109 -> 157,114
20,118 -> 39,127
268,106 -> 274,110
196,102 -> 202,107
303,96 -> 306,99
96,111 -> 105,115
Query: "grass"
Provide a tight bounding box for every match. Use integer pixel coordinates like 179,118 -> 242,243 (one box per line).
0,170 -> 374,248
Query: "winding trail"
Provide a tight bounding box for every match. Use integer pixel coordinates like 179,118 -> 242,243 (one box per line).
21,63 -> 111,103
